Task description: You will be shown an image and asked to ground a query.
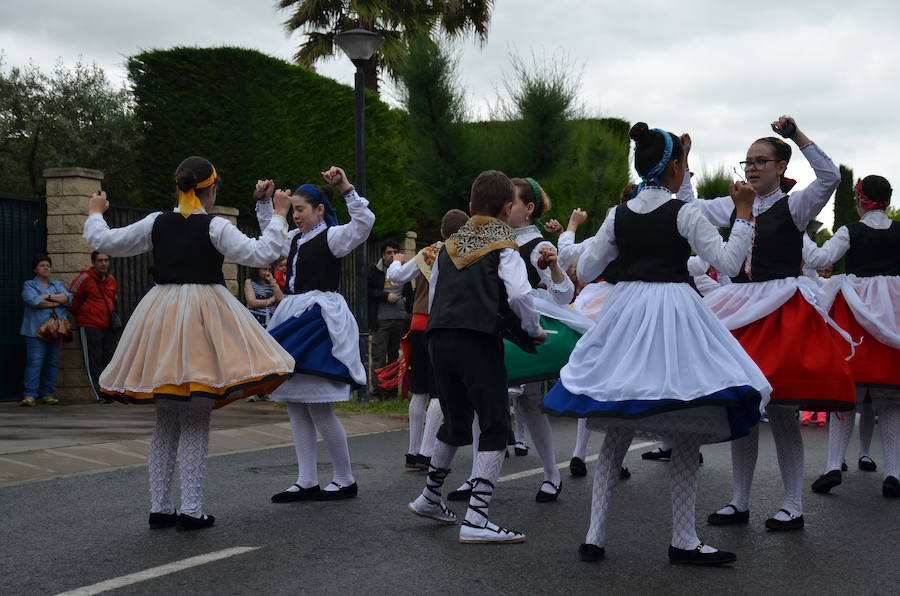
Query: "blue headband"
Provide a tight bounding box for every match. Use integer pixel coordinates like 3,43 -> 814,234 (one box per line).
297,184 -> 338,227
631,128 -> 674,199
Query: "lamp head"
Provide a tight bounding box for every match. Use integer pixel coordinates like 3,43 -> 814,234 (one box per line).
334,28 -> 384,63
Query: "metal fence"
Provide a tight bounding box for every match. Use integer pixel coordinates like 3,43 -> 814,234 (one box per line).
0,193 -> 47,399
105,205 -> 155,322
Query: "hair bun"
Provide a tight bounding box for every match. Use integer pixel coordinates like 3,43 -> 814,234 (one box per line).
629,122 -> 649,142
175,169 -> 197,192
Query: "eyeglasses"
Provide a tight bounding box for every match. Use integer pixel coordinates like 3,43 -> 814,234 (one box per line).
739,159 -> 779,170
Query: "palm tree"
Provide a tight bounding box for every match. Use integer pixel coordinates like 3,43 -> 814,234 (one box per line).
277,0 -> 494,93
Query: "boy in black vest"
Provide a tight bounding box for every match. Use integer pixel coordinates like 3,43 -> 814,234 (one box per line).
407,170 -> 545,543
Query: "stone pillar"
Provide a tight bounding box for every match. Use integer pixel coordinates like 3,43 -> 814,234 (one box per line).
403,231 -> 417,259
44,167 -> 104,402
208,205 -> 240,295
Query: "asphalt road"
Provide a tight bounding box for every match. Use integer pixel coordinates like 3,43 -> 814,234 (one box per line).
2,418 -> 898,595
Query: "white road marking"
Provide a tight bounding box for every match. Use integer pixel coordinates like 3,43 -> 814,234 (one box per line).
0,456 -> 56,472
498,441 -> 656,482
46,450 -> 111,467
53,546 -> 260,596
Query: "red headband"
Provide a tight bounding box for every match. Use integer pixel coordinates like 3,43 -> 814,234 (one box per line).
856,179 -> 889,210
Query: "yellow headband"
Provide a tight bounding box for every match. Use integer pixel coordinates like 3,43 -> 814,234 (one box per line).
177,168 -> 217,218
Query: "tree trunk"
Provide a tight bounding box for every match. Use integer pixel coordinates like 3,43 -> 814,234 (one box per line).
363,57 -> 379,94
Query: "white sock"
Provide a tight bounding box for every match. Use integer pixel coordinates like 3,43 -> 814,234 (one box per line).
767,405 -> 804,519
520,383 -> 561,488
307,403 -> 354,489
455,416 -> 481,492
668,433 -> 717,552
407,393 -> 429,455
422,439 -> 458,501
420,399 -> 443,458
584,427 -> 633,547
717,424 -> 758,514
572,418 -> 590,460
464,449 -> 506,526
149,404 -> 180,514
286,402 -> 319,490
859,399 -> 875,459
177,403 -> 212,518
874,400 -> 899,479
826,411 -> 854,473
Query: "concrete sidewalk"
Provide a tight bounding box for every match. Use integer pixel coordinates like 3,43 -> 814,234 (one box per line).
0,400 -> 407,487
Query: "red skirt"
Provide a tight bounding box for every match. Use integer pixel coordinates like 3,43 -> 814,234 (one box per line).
830,292 -> 900,388
731,292 -> 855,411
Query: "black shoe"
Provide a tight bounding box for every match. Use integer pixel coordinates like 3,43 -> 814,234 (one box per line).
414,454 -> 431,470
535,480 -> 562,503
315,482 -> 358,500
148,511 -> 178,529
707,504 -> 749,525
448,480 -> 474,501
641,447 -> 671,461
619,466 -> 631,480
514,442 -> 529,456
841,460 -> 848,472
175,513 -> 215,531
668,544 -> 737,566
570,457 -> 587,477
699,451 -> 704,465
764,509 -> 804,531
271,484 -> 321,503
579,543 -> 605,562
883,476 -> 900,498
811,470 -> 841,494
858,456 -> 877,472
405,453 -> 418,469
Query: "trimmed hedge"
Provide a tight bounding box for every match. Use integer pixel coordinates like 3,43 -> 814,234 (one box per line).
127,47 -> 414,237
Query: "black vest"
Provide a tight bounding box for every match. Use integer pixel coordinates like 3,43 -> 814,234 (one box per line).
614,200 -> 692,284
427,247 -> 506,336
596,258 -> 621,284
151,212 -> 225,285
845,220 -> 900,277
286,228 -> 341,294
730,195 -> 801,283
518,237 -> 544,289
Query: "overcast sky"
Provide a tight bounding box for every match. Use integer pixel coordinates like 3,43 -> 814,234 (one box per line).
3,0 -> 898,229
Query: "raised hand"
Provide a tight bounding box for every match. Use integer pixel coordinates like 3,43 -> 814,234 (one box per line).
730,181 -> 755,221
88,191 -> 109,215
273,189 -> 292,217
567,208 -> 588,231
543,219 -> 562,235
254,179 -> 275,201
322,166 -> 352,193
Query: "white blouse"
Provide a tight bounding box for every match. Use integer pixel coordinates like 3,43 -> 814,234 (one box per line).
803,209 -> 894,269
256,190 -> 375,294
578,187 -> 754,283
83,208 -> 288,267
513,225 -> 575,304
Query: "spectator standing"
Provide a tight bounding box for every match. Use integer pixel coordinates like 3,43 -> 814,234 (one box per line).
244,264 -> 283,327
368,239 -> 413,397
69,251 -> 120,402
20,254 -> 71,406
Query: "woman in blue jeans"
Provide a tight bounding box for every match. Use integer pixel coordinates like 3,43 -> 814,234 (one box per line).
20,254 -> 71,406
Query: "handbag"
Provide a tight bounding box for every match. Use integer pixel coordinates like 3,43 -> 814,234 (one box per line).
94,277 -> 123,331
36,308 -> 72,341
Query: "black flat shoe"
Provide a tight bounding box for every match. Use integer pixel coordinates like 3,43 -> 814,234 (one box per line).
176,513 -> 215,531
883,476 -> 900,498
272,484 -> 321,503
535,480 -> 562,503
414,454 -> 431,470
811,470 -> 841,493
707,504 -> 749,525
447,480 -> 474,501
579,543 -> 605,562
699,451 -> 704,465
514,442 -> 529,456
315,482 -> 358,500
641,447 -> 671,461
570,457 -> 587,477
405,453 -> 418,469
619,466 -> 631,480
764,509 -> 804,531
148,511 -> 178,529
668,544 -> 736,566
859,456 -> 877,472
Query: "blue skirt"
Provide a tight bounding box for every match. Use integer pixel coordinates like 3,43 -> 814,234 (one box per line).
268,304 -> 358,387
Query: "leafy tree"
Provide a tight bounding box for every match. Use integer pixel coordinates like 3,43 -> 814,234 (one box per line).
814,227 -> 832,246
887,205 -> 900,221
0,58 -> 140,199
277,0 -> 494,93
833,164 -> 856,231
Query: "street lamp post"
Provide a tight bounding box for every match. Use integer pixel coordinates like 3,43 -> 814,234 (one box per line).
335,28 -> 383,404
